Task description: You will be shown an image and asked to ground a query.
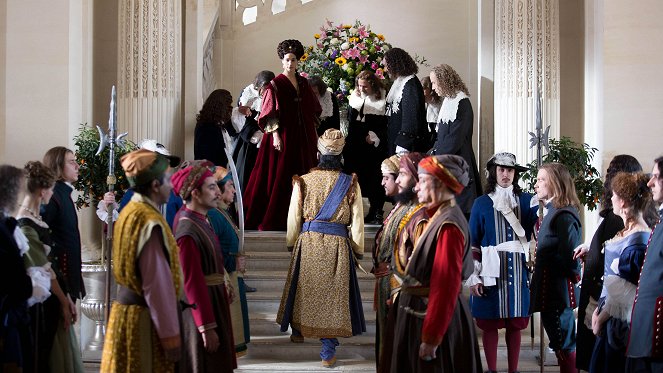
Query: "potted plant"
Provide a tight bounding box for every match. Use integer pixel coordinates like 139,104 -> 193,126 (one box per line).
520,136 -> 604,211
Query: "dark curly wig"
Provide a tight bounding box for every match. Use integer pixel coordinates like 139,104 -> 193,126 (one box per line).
307,75 -> 328,95
253,70 -> 275,91
196,89 -> 233,126
0,164 -> 25,213
602,154 -> 642,211
484,164 -> 523,195
24,161 -> 56,194
277,39 -> 305,59
383,48 -> 418,78
431,64 -> 469,98
355,70 -> 384,100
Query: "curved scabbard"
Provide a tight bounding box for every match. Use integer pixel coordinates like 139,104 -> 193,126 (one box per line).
222,128 -> 245,253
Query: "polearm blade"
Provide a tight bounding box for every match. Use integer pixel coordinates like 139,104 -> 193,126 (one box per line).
221,128 -> 245,253
528,92 -> 550,372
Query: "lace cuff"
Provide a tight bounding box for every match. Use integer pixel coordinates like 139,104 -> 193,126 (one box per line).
264,118 -> 279,133
26,265 -> 52,307
464,260 -> 483,287
603,275 -> 637,321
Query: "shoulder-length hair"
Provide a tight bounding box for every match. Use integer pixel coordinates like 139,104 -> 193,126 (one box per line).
196,89 -> 233,126
383,48 -> 418,78
420,76 -> 441,105
355,70 -> 383,100
485,165 -> 523,195
540,162 -> 581,210
0,164 -> 25,213
43,146 -> 73,181
430,64 -> 470,98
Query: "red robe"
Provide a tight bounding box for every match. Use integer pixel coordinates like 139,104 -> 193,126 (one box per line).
243,73 -> 322,231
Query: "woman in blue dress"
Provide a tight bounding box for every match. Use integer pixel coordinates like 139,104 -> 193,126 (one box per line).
589,172 -> 657,372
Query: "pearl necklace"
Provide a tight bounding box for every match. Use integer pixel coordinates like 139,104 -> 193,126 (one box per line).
21,205 -> 42,221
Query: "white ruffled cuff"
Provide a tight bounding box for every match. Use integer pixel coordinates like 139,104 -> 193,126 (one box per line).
250,131 -> 263,145
96,201 -> 119,223
26,265 -> 52,307
395,145 -> 409,154
603,275 -> 637,321
584,296 -> 598,329
464,260 -> 483,287
367,131 -> 380,148
231,107 -> 246,132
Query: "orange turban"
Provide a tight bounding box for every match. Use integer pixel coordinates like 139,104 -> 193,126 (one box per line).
417,155 -> 469,195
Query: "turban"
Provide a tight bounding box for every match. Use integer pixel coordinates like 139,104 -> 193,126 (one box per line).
486,151 -> 528,172
171,164 -> 213,200
120,149 -> 170,187
213,166 -> 233,185
317,129 -> 345,156
381,154 -> 400,174
399,152 -> 425,182
418,155 -> 469,195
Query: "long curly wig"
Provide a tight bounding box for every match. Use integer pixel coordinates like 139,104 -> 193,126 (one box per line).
277,39 -> 305,59
420,76 -> 441,105
355,70 -> 384,100
196,89 -> 233,126
383,48 -> 418,78
0,164 -> 25,213
431,64 -> 469,98
484,164 -> 523,195
24,161 -> 56,194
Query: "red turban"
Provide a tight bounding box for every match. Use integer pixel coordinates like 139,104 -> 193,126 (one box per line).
417,155 -> 469,195
171,164 -> 213,200
399,152 -> 425,182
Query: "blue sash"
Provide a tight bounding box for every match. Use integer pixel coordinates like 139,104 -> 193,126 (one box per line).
301,173 -> 351,237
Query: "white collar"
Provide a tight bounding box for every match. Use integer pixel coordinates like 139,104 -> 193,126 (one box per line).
348,90 -> 387,120
488,185 -> 518,210
438,91 -> 468,123
386,75 -> 415,115
319,90 -> 334,119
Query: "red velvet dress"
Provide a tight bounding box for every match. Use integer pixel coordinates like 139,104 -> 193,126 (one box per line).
244,73 -> 322,231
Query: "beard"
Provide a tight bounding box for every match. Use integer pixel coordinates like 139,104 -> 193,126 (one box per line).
394,188 -> 416,204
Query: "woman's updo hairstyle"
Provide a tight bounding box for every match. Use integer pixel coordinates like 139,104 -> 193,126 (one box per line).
277,39 -> 305,59
24,161 -> 56,194
611,171 -> 659,227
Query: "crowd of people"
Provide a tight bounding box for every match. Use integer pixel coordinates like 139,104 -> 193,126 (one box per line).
1,37 -> 663,373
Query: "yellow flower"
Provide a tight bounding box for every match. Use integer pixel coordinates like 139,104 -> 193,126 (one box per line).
343,24 -> 352,29
349,37 -> 359,43
335,57 -> 347,66
314,33 -> 321,39
377,34 -> 385,41
300,53 -> 309,62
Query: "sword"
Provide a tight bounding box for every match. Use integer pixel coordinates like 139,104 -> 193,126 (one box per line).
95,85 -> 128,327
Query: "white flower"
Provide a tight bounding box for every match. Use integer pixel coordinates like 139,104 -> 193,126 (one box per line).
341,42 -> 350,50
341,63 -> 349,71
349,27 -> 357,35
330,38 -> 339,45
382,45 -> 390,52
377,57 -> 382,63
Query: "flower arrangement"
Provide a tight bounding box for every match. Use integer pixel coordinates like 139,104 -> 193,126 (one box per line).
73,124 -> 136,209
299,19 -> 392,104
520,137 -> 604,211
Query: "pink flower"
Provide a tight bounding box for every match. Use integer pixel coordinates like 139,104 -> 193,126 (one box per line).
317,42 -> 323,48
320,26 -> 327,33
371,62 -> 379,70
358,26 -> 370,38
357,42 -> 366,50
299,72 -> 309,78
326,19 -> 333,28
359,55 -> 369,64
347,48 -> 361,59
375,68 -> 385,79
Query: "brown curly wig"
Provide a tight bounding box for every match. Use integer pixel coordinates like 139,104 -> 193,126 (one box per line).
253,70 -> 275,92
431,64 -> 470,98
277,39 -> 305,59
196,89 -> 233,126
611,172 -> 658,228
420,76 -> 441,105
355,71 -> 384,100
307,75 -> 328,95
383,48 -> 418,77
24,161 -> 56,194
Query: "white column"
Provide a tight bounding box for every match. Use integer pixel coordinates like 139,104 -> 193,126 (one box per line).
117,0 -> 183,156
494,0 -> 560,165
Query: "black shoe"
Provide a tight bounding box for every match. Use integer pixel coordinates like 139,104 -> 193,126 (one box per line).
244,283 -> 257,293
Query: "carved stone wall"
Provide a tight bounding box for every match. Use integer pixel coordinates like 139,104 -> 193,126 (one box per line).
117,0 -> 182,156
494,0 -> 560,164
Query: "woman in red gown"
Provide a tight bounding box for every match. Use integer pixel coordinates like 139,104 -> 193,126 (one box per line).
244,39 -> 322,231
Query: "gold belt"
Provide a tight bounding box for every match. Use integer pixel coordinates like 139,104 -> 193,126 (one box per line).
204,273 -> 224,286
401,286 -> 430,297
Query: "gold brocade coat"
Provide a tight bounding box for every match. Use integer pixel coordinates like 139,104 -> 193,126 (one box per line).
277,169 -> 364,338
101,194 -> 182,373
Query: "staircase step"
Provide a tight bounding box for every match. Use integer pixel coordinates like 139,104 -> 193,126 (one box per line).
245,335 -> 375,361
244,228 -> 379,253
243,270 -> 376,294
236,357 -> 376,372
249,312 -> 376,337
